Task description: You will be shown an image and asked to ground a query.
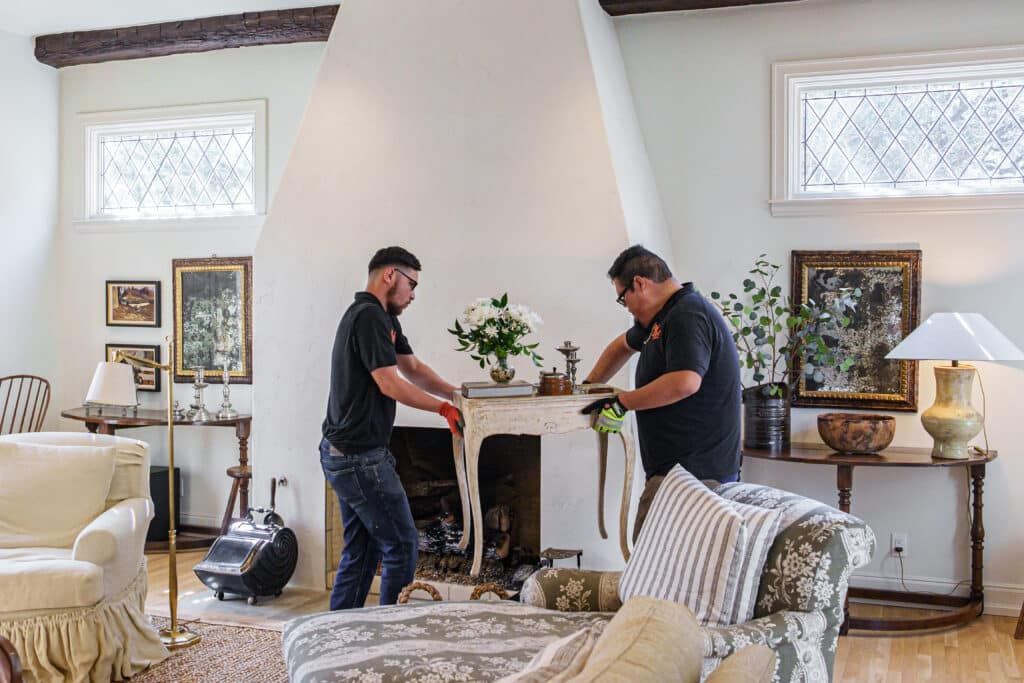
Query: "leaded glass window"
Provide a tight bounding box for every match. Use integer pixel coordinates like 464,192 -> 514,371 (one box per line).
82,102 -> 265,223
772,48 -> 1024,214
801,80 -> 1024,195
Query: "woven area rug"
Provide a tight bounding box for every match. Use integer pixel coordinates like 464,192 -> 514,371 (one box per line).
135,617 -> 287,682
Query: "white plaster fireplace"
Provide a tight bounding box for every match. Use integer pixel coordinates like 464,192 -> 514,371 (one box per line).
253,0 -> 670,588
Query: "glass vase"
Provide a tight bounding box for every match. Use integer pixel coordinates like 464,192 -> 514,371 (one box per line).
489,356 -> 515,383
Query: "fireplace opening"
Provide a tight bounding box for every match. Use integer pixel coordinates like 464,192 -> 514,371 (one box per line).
325,426 -> 543,593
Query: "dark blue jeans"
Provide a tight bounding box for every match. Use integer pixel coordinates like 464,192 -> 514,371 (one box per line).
320,438 -> 418,609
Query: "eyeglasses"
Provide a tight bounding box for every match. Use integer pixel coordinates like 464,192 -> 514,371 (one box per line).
394,268 -> 419,291
616,284 -> 634,307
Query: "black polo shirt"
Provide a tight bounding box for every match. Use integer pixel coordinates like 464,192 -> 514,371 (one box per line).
624,283 -> 741,481
322,292 -> 413,453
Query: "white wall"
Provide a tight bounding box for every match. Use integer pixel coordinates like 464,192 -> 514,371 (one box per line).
57,43 -> 323,526
0,30 -> 59,402
254,0 -> 666,588
616,0 -> 1024,614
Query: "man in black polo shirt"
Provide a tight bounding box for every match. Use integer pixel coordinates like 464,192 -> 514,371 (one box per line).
582,245 -> 741,540
321,246 -> 463,610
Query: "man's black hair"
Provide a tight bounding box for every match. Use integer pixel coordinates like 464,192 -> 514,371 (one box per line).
368,246 -> 422,273
607,245 -> 673,285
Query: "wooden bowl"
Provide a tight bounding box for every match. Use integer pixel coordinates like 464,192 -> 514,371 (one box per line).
817,413 -> 895,454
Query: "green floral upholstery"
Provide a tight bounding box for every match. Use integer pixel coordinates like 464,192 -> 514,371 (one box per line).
520,482 -> 876,682
283,482 -> 874,683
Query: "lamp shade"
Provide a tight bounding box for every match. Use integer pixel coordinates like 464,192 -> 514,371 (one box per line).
885,313 -> 1024,362
85,361 -> 138,406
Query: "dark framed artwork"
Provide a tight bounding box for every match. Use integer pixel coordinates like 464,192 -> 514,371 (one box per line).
172,256 -> 253,384
791,250 -> 921,411
105,343 -> 161,392
105,280 -> 161,327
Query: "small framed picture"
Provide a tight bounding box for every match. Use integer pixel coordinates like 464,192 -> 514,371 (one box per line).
106,344 -> 161,392
106,280 -> 161,327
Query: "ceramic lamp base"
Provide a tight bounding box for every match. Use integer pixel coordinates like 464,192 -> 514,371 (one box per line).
921,365 -> 982,460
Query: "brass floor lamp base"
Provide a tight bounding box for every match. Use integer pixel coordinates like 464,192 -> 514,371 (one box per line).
160,625 -> 202,650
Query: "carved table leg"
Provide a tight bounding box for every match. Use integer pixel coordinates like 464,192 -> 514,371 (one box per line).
236,419 -> 251,515
451,431 -> 471,550
970,464 -> 985,606
86,421 -> 101,434
837,464 -> 853,635
837,464 -> 853,513
617,426 -> 636,561
466,431 -> 487,577
97,423 -> 116,436
597,432 -> 608,540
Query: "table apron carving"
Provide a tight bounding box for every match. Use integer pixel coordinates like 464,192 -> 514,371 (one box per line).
452,392 -> 636,577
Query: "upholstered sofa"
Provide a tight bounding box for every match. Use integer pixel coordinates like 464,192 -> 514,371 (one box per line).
0,432 -> 168,682
282,481 -> 874,682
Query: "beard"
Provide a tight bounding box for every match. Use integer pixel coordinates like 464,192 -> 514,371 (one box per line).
385,282 -> 407,316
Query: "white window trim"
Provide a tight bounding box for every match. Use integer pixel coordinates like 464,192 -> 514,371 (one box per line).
74,99 -> 267,232
771,45 -> 1024,217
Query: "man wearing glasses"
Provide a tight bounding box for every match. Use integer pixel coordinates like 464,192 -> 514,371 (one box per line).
320,246 -> 463,609
581,245 -> 741,541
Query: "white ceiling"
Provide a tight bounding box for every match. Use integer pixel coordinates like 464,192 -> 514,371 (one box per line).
0,1 -> 324,38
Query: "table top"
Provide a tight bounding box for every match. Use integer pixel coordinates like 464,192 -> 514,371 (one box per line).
743,442 -> 997,467
455,386 -> 618,405
61,406 -> 250,427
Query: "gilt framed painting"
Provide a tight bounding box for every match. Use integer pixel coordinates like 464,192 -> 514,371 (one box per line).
791,250 -> 921,411
172,256 -> 253,384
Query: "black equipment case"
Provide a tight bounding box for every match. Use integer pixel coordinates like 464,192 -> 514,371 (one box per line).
193,479 -> 298,605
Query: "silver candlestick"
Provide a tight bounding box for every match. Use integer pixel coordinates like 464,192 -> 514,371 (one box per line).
555,340 -> 581,389
217,361 -> 238,419
188,367 -> 212,422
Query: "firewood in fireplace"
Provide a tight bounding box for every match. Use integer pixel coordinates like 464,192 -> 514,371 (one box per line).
405,478 -> 458,498
484,503 -> 512,533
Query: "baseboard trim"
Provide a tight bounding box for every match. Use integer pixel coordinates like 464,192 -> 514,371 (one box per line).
851,573 -> 1023,617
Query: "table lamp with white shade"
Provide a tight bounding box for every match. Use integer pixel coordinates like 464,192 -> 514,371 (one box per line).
886,313 -> 1024,459
84,361 -> 137,413
85,340 -> 201,650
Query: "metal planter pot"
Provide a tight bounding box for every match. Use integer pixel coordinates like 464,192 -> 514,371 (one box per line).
742,386 -> 790,450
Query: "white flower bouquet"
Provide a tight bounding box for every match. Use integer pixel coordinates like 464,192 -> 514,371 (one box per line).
448,293 -> 543,370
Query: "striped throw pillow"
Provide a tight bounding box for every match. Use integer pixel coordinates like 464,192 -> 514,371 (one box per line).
619,465 -> 747,626
725,499 -> 782,624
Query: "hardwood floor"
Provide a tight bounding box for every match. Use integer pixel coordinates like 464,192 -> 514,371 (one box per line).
145,550 -> 330,631
146,551 -> 1024,679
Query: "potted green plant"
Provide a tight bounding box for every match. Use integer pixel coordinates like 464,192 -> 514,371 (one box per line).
710,255 -> 860,450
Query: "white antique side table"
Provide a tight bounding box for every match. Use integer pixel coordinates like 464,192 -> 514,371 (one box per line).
451,390 -> 636,576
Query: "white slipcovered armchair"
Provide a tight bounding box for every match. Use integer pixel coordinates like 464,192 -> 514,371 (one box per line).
0,432 -> 168,682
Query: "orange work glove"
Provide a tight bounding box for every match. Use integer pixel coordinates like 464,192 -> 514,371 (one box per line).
438,402 -> 464,436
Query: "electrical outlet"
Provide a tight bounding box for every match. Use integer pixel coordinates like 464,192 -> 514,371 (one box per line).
891,532 -> 908,556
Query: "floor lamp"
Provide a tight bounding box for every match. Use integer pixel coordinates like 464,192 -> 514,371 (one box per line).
86,336 -> 201,650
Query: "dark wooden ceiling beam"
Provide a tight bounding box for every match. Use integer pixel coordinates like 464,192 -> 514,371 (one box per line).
599,0 -> 803,16
34,0 -> 805,68
34,5 -> 339,69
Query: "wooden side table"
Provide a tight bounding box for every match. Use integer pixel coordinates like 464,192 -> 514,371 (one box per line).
744,443 -> 996,633
452,390 -> 636,577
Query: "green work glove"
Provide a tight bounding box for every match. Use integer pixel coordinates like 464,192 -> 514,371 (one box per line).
581,397 -> 628,434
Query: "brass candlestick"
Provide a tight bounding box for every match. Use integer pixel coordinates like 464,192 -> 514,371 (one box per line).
115,337 -> 201,650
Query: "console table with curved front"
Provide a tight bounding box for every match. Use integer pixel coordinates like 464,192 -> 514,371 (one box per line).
744,443 -> 996,633
452,391 -> 635,577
